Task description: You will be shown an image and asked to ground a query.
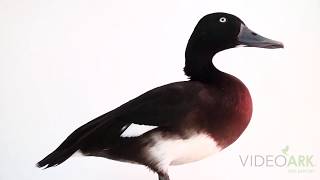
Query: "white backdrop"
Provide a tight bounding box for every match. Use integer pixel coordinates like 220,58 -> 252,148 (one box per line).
1,0 -> 319,179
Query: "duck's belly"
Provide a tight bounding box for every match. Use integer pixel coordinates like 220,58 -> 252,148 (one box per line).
146,133 -> 222,167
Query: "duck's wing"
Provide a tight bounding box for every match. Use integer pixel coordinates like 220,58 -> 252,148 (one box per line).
37,81 -> 203,168
113,81 -> 201,127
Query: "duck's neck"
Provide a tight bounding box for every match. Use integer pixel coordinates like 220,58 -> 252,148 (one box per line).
184,40 -> 223,82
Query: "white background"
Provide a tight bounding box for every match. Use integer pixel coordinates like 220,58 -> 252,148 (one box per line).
1,0 -> 320,179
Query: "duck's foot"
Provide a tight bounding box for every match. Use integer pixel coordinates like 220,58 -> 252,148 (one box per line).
158,172 -> 170,180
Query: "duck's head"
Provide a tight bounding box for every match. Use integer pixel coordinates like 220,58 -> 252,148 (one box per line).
185,12 -> 284,80
188,12 -> 283,52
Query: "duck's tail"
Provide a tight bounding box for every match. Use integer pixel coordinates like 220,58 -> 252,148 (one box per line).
36,113 -> 116,168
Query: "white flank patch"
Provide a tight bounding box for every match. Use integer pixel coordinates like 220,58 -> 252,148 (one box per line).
121,124 -> 157,137
72,150 -> 84,157
147,133 -> 221,169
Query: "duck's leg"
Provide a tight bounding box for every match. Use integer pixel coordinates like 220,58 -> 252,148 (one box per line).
158,172 -> 170,180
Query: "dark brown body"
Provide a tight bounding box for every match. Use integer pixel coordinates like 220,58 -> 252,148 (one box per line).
80,71 -> 252,173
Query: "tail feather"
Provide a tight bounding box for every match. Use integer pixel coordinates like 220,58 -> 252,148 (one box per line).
36,144 -> 79,168
37,112 -> 116,168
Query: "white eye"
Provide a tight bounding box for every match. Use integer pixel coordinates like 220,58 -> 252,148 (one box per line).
219,17 -> 227,23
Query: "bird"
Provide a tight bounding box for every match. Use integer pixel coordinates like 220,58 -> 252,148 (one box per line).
37,12 -> 283,180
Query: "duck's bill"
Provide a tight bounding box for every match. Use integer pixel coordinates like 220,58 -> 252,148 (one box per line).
237,24 -> 284,49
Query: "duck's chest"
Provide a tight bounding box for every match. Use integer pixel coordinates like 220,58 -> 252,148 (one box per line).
193,79 -> 253,147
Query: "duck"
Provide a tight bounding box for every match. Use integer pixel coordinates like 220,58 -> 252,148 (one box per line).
37,12 -> 283,180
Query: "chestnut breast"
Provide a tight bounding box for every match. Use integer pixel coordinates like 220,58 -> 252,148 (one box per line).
183,73 -> 252,148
